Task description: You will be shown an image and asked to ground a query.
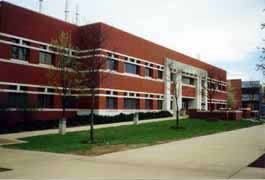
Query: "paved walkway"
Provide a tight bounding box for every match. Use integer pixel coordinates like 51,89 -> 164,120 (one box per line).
0,124 -> 264,179
0,116 -> 179,140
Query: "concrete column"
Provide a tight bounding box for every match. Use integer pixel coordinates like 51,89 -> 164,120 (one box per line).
133,113 -> 139,125
59,118 -> 67,135
163,61 -> 171,111
195,76 -> 202,110
203,78 -> 208,111
176,73 -> 182,110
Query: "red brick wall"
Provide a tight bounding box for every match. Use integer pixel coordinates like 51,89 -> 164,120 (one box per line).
98,23 -> 227,81
189,111 -> 242,121
0,2 -> 78,44
228,79 -> 242,109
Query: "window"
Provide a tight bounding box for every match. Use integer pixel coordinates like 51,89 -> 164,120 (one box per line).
158,100 -> 163,109
182,76 -> 195,85
145,99 -> 153,109
8,93 -> 28,108
145,67 -> 153,78
106,58 -> 117,71
124,98 -> 139,109
11,39 -> 30,61
125,63 -> 138,75
158,70 -> 163,79
38,95 -> 53,108
65,96 -> 76,108
39,45 -> 53,65
106,97 -> 117,109
170,73 -> 175,81
20,86 -> 28,91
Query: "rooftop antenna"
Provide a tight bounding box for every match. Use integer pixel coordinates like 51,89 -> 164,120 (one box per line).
39,0 -> 44,13
75,4 -> 79,25
64,0 -> 70,22
197,53 -> 201,60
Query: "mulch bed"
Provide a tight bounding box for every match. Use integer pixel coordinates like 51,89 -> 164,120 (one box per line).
248,154 -> 265,168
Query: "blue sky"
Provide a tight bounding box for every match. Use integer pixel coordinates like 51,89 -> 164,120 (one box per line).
3,0 -> 265,81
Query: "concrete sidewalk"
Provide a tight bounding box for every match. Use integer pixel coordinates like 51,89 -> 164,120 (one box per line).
0,116 -> 181,140
0,124 -> 264,179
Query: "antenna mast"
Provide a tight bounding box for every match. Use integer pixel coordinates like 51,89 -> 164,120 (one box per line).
64,0 -> 70,22
75,4 -> 79,25
39,0 -> 44,13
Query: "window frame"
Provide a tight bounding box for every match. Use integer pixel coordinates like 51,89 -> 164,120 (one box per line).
106,97 -> 117,109
124,63 -> 139,75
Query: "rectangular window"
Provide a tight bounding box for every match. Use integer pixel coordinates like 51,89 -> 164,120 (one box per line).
8,93 -> 28,108
65,96 -> 76,108
106,97 -> 117,109
158,70 -> 163,79
158,100 -> 163,109
11,39 -> 30,61
38,95 -> 53,108
170,73 -> 175,81
145,99 -> 153,109
145,67 -> 153,78
106,58 -> 117,71
182,77 -> 195,85
125,63 -> 138,75
124,98 -> 139,109
39,45 -> 53,65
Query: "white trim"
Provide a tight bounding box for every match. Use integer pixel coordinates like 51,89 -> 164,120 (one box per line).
78,109 -> 163,116
182,96 -> 195,99
182,84 -> 196,88
0,58 -> 60,70
3,108 -> 80,112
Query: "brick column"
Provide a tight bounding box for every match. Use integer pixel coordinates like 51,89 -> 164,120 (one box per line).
152,99 -> 157,110
139,99 -> 145,110
117,95 -> 124,110
30,44 -> 39,64
117,61 -> 124,73
0,44 -> 11,59
152,69 -> 157,79
139,65 -> 145,77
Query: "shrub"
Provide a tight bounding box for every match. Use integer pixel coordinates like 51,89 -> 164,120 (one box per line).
0,111 -> 172,134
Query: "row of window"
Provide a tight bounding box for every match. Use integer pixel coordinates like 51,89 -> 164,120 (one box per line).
7,93 -> 75,108
106,97 -> 163,109
107,58 -> 163,79
10,40 -> 226,89
6,93 -> 163,110
11,39 -> 54,65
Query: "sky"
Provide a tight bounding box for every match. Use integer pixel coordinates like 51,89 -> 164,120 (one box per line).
3,0 -> 265,81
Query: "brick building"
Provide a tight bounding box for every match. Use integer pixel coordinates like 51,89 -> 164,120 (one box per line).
227,79 -> 242,109
0,2 -> 227,128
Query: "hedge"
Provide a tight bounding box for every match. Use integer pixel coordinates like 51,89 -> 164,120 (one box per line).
0,111 -> 172,134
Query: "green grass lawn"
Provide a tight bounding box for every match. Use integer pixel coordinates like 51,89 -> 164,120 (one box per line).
4,119 -> 262,154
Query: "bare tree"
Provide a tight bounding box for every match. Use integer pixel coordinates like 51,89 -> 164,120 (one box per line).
48,32 -> 82,135
78,25 -> 111,143
257,17 -> 265,74
168,62 -> 182,128
226,81 -> 234,109
202,68 -> 223,111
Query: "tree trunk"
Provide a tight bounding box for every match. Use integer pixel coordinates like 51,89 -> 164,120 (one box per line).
90,109 -> 94,143
176,104 -> 179,128
59,96 -> 67,135
89,93 -> 95,144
